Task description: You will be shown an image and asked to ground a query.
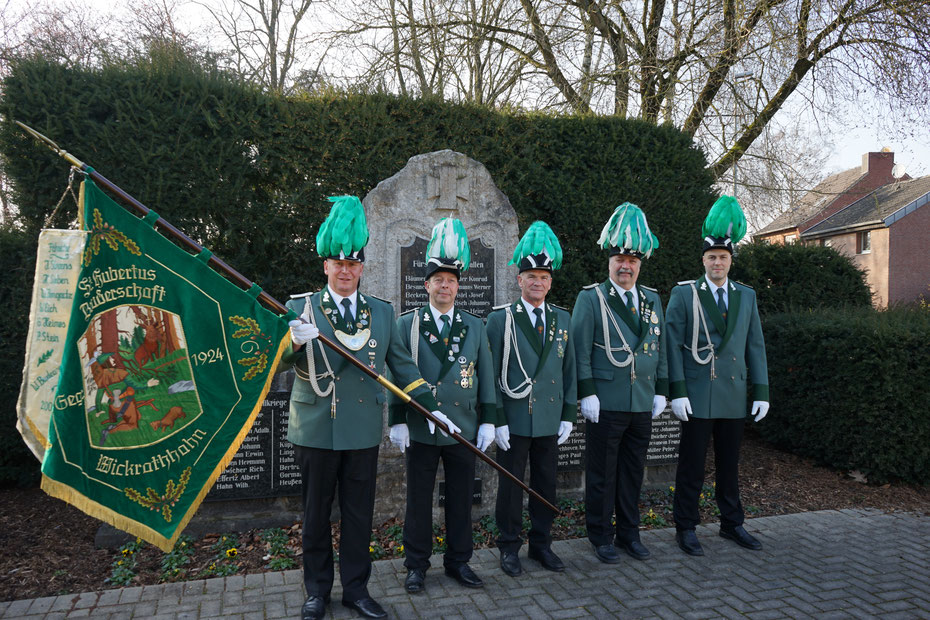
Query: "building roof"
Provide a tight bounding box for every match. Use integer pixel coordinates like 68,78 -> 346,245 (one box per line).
802,176 -> 930,238
755,166 -> 865,235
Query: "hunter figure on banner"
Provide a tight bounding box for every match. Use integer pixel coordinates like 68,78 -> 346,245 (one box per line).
280,196 -> 442,620
487,221 -> 577,577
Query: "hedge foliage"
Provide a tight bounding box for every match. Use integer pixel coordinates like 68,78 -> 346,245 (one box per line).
0,53 -> 716,485
730,242 -> 873,316
760,307 -> 930,484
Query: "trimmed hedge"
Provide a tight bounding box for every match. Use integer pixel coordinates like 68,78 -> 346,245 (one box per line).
760,307 -> 930,484
730,242 -> 873,316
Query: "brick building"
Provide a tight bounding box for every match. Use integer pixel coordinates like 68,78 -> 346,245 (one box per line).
800,176 -> 930,307
754,150 -> 904,245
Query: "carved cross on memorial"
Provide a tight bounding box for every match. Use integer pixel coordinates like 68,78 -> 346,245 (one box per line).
426,164 -> 469,211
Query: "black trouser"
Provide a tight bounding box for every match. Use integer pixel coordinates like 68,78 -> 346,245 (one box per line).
403,441 -> 476,570
673,417 -> 745,531
495,433 -> 558,553
585,410 -> 652,546
296,444 -> 379,601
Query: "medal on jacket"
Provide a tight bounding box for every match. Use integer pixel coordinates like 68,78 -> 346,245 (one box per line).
460,361 -> 475,388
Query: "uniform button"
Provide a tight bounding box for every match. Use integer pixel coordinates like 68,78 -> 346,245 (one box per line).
454,401 -> 460,406
549,397 -> 555,402
732,356 -> 736,361
437,402 -> 442,406
731,376 -> 735,380
532,380 -> 536,384
358,399 -> 363,403
336,398 -> 340,402
437,381 -> 442,386
551,379 -> 556,384
360,377 -> 364,381
336,376 -> 341,381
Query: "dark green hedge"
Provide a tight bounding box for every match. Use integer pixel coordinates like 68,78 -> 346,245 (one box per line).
730,242 -> 873,316
760,307 -> 930,484
0,53 -> 716,484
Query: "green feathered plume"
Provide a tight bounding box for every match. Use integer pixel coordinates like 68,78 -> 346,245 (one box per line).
316,195 -> 369,258
596,202 -> 659,258
702,195 -> 747,243
426,218 -> 471,271
509,221 -> 563,269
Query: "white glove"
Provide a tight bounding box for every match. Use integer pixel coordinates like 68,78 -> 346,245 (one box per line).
671,397 -> 692,422
495,425 -> 511,451
752,401 -> 770,422
476,423 -> 495,452
557,421 -> 573,445
288,319 -> 319,347
389,424 -> 409,453
651,395 -> 667,420
427,410 -> 461,437
580,395 -> 600,423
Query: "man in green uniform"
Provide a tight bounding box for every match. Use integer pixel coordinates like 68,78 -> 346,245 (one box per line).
387,218 -> 497,594
487,221 -> 577,576
571,203 -> 668,564
666,195 -> 769,556
282,196 -> 441,620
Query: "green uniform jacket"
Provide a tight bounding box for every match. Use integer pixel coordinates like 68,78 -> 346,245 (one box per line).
387,306 -> 497,445
279,290 -> 438,450
486,301 -> 577,437
571,281 -> 669,412
665,276 -> 769,419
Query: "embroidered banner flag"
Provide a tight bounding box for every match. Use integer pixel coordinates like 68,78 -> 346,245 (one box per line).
40,178 -> 291,551
17,229 -> 87,460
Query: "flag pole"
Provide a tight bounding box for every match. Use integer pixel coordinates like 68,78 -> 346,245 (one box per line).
16,121 -> 559,515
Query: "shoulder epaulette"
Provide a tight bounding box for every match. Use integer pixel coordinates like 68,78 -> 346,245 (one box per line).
676,280 -> 696,286
583,283 -> 599,290
550,303 -> 569,312
398,308 -> 416,316
640,285 -> 657,292
459,308 -> 481,318
289,290 -> 317,299
362,293 -> 393,304
491,303 -> 510,311
732,280 -> 753,289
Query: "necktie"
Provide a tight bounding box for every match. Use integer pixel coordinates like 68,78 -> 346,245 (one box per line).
341,298 -> 354,332
716,288 -> 727,323
440,314 -> 451,344
533,307 -> 544,346
625,290 -> 636,316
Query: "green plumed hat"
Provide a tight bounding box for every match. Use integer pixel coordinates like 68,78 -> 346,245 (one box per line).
316,195 -> 369,261
509,221 -> 563,272
596,202 -> 659,259
702,195 -> 747,254
425,217 -> 471,279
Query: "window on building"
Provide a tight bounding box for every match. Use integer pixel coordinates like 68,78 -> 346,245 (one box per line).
857,231 -> 871,254
784,234 -> 797,245
821,238 -> 833,248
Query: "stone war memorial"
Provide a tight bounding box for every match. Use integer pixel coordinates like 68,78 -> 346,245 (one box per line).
192,149 -> 678,530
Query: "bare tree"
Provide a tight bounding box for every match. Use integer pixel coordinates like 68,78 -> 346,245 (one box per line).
196,0 -> 330,93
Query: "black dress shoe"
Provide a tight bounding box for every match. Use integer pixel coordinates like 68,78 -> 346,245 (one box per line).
528,546 -> 565,572
444,563 -> 484,588
616,539 -> 651,560
719,525 -> 762,550
676,530 -> 704,556
593,544 -> 621,564
301,595 -> 328,620
404,568 -> 426,593
342,596 -> 387,619
500,551 -> 522,576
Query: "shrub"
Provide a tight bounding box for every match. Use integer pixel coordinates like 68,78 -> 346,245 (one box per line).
760,306 -> 930,484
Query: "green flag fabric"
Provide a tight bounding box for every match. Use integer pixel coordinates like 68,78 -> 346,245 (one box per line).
40,178 -> 292,551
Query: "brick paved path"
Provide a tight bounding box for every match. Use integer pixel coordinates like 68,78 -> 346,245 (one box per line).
3,509 -> 928,619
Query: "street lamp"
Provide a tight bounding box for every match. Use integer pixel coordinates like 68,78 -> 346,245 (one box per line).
732,71 -> 753,198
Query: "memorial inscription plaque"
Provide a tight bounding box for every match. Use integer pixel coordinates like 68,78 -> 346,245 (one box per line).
400,236 -> 495,317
